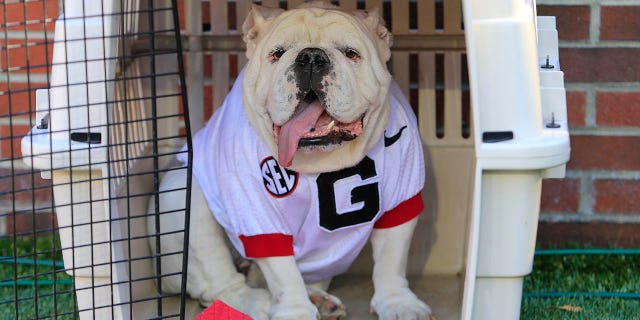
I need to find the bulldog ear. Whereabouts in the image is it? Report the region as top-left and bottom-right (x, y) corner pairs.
(242, 5), (285, 59)
(361, 8), (393, 47)
(357, 8), (392, 61)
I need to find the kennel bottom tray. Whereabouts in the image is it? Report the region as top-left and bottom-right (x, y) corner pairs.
(134, 275), (463, 320)
(129, 274), (462, 319)
(331, 274), (462, 320)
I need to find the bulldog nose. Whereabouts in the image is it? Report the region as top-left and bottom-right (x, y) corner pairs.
(296, 48), (330, 70)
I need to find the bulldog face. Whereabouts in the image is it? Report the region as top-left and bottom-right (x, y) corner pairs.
(242, 2), (393, 173)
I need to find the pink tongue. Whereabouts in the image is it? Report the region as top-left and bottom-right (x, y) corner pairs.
(277, 99), (325, 167)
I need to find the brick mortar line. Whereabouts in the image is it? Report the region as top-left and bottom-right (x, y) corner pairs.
(566, 170), (640, 179)
(569, 127), (640, 135)
(591, 4), (601, 45)
(0, 118), (34, 127)
(566, 82), (640, 91)
(0, 200), (53, 213)
(575, 170), (595, 215)
(585, 86), (598, 127)
(591, 83), (640, 91)
(4, 30), (55, 39)
(0, 160), (36, 171)
(0, 73), (51, 83)
(599, 0), (640, 5)
(0, 159), (34, 170)
(559, 41), (640, 47)
(540, 213), (640, 223)
(537, 0), (640, 5)
(0, 117), (33, 125)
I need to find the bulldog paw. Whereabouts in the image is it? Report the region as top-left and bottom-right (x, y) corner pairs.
(309, 291), (347, 320)
(371, 288), (432, 320)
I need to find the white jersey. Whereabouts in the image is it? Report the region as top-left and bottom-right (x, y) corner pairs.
(179, 73), (425, 282)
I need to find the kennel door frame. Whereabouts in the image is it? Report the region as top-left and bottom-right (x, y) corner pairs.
(20, 0), (191, 318)
(182, 0), (474, 278)
(461, 1), (570, 319)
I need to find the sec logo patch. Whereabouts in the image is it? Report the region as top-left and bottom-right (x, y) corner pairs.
(260, 156), (298, 197)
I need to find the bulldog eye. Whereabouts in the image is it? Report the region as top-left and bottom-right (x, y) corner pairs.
(269, 48), (286, 62)
(343, 48), (361, 61)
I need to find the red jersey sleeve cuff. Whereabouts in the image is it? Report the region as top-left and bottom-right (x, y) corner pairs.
(374, 192), (424, 229)
(238, 233), (294, 258)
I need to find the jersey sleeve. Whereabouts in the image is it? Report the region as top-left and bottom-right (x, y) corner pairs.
(374, 81), (426, 229)
(212, 172), (294, 258)
(374, 192), (423, 228)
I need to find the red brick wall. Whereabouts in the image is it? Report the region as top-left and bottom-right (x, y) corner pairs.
(537, 1), (640, 247)
(0, 0), (58, 235)
(0, 0), (56, 157)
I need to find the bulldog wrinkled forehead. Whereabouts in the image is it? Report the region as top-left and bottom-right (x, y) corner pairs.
(242, 2), (392, 62)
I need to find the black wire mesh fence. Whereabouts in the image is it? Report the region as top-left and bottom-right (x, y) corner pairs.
(1, 0), (191, 318)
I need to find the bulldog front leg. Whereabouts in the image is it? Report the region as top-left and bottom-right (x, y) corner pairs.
(370, 217), (432, 320)
(150, 169), (271, 319)
(256, 256), (320, 319)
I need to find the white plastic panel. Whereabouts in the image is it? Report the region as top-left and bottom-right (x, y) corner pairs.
(461, 0), (571, 319)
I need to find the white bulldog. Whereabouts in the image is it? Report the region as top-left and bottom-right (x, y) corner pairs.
(148, 2), (431, 319)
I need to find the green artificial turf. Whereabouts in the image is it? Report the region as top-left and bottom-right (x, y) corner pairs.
(1, 235), (640, 319)
(0, 235), (77, 319)
(520, 250), (640, 319)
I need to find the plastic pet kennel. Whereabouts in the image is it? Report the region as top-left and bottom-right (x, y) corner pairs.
(15, 0), (569, 319)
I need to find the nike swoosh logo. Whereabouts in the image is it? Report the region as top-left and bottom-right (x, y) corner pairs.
(384, 125), (407, 147)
